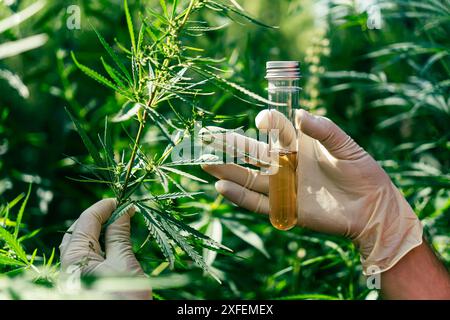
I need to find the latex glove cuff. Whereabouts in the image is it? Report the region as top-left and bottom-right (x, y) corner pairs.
(354, 182), (423, 275)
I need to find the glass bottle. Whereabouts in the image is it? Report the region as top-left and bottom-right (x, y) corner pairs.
(265, 61), (300, 231)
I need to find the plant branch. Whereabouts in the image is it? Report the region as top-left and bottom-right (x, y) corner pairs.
(118, 0), (198, 204)
(180, 0), (196, 30)
(118, 111), (147, 203)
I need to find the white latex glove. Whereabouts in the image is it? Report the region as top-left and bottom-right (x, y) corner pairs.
(200, 109), (423, 275)
(59, 198), (151, 299)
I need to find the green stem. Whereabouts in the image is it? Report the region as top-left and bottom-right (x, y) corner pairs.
(180, 0), (196, 29)
(118, 110), (147, 203)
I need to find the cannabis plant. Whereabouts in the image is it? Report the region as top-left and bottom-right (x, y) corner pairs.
(0, 185), (58, 282)
(68, 0), (275, 279)
(0, 0), (48, 97)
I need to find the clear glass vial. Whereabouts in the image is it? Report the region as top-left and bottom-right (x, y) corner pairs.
(265, 61), (300, 231)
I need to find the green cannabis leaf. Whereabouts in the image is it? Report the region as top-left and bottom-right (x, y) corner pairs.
(68, 0), (273, 280)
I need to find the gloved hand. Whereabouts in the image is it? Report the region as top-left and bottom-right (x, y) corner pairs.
(200, 109), (423, 275)
(59, 198), (151, 299)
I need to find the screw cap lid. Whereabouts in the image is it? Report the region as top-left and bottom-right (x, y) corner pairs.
(266, 61), (300, 79)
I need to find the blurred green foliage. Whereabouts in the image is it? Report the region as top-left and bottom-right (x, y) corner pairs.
(0, 0), (449, 299)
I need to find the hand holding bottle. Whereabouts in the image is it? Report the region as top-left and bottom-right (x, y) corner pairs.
(200, 109), (423, 274)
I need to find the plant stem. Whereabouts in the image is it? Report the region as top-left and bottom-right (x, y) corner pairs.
(180, 0), (196, 29)
(118, 110), (147, 203)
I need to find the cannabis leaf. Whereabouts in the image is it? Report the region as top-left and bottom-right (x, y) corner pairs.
(69, 0), (273, 280)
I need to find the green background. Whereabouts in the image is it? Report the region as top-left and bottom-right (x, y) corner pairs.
(0, 0), (449, 299)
